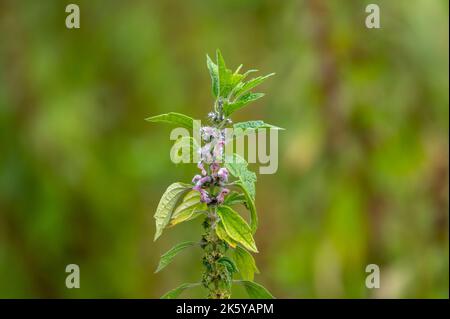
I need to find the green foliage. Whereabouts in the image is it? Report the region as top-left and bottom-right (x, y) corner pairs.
(217, 256), (238, 274)
(222, 191), (246, 206)
(215, 220), (238, 248)
(225, 154), (257, 200)
(161, 283), (201, 299)
(217, 205), (258, 253)
(206, 55), (219, 97)
(169, 191), (206, 226)
(206, 49), (274, 116)
(145, 112), (195, 130)
(236, 183), (258, 234)
(233, 120), (284, 131)
(155, 241), (197, 273)
(150, 51), (277, 299)
(235, 280), (274, 299)
(231, 246), (259, 281)
(153, 182), (191, 241)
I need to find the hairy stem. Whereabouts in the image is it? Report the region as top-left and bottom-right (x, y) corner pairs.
(200, 206), (231, 299)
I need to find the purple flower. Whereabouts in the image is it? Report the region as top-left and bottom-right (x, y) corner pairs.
(197, 162), (207, 176)
(199, 189), (212, 204)
(216, 188), (230, 204)
(201, 127), (220, 142)
(192, 175), (202, 184)
(210, 162), (220, 174)
(217, 168), (228, 182)
(213, 139), (225, 159)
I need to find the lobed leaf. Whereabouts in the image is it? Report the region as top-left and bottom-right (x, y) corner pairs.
(154, 182), (191, 241)
(155, 241), (197, 273)
(217, 206), (257, 253)
(145, 112), (194, 130)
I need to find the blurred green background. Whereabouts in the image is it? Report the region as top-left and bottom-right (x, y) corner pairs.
(0, 0), (448, 298)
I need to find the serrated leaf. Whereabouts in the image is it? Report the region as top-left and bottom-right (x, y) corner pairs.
(154, 182), (191, 241)
(216, 221), (238, 248)
(224, 92), (265, 116)
(217, 206), (257, 253)
(222, 191), (246, 206)
(236, 183), (258, 233)
(233, 120), (284, 131)
(206, 54), (219, 97)
(172, 191), (201, 217)
(218, 256), (238, 274)
(235, 280), (274, 299)
(233, 73), (275, 98)
(231, 246), (259, 281)
(160, 282), (200, 299)
(146, 112), (194, 129)
(225, 154), (257, 200)
(170, 191), (206, 227)
(155, 241), (197, 273)
(216, 50), (233, 98)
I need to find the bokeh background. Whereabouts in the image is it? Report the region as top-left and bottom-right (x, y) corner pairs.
(0, 0), (448, 298)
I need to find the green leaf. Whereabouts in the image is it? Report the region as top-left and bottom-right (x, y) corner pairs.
(233, 120), (284, 131)
(206, 54), (219, 97)
(155, 241), (197, 273)
(217, 206), (258, 253)
(154, 182), (191, 241)
(225, 154), (257, 200)
(222, 191), (246, 206)
(235, 280), (274, 299)
(215, 221), (238, 248)
(236, 183), (258, 234)
(233, 73), (275, 98)
(231, 246), (259, 281)
(224, 92), (265, 116)
(216, 49), (235, 97)
(160, 282), (201, 299)
(218, 256), (238, 274)
(145, 112), (194, 130)
(170, 191), (206, 227)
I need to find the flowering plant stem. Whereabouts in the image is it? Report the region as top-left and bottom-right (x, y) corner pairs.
(147, 50), (282, 299)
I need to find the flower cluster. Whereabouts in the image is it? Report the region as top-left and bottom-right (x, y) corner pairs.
(192, 126), (229, 205)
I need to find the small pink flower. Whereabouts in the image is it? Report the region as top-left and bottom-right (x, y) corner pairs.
(197, 162), (207, 176)
(217, 168), (228, 182)
(216, 188), (230, 204)
(199, 189), (212, 204)
(192, 175), (202, 184)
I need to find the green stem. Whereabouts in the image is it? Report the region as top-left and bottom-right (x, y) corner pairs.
(200, 206), (231, 299)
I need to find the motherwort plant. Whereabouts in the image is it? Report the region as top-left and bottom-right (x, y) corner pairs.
(146, 50), (282, 299)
